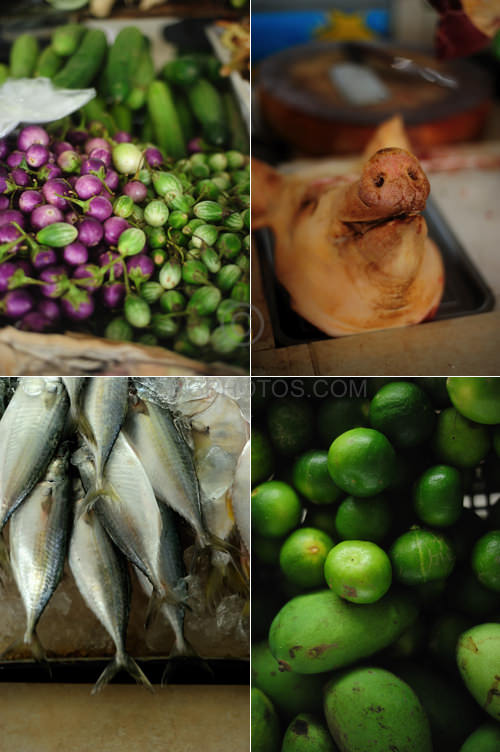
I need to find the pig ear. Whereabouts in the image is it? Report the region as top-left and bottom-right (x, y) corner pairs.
(251, 159), (284, 229)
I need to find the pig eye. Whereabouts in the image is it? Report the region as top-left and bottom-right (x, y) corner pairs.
(373, 174), (385, 187)
(296, 196), (318, 217)
(407, 168), (418, 180)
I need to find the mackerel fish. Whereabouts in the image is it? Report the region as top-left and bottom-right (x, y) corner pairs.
(8, 444), (70, 661)
(0, 377), (69, 532)
(69, 477), (152, 694)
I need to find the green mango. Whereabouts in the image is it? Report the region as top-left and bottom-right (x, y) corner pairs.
(457, 623), (500, 720)
(460, 723), (500, 752)
(252, 642), (328, 719)
(251, 687), (281, 752)
(282, 714), (338, 752)
(269, 589), (418, 674)
(324, 666), (432, 752)
(393, 662), (481, 749)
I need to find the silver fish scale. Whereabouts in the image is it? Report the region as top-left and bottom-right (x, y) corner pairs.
(89, 431), (166, 595)
(69, 480), (130, 654)
(124, 401), (207, 546)
(0, 377), (69, 530)
(81, 378), (129, 485)
(9, 448), (70, 641)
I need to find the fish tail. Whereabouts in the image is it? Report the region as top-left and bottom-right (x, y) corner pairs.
(76, 411), (96, 448)
(145, 585), (187, 631)
(161, 645), (214, 686)
(75, 481), (120, 521)
(26, 628), (52, 676)
(92, 652), (154, 695)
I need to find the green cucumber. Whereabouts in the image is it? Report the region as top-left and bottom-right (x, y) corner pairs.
(216, 264), (242, 292)
(140, 281), (164, 305)
(51, 25), (85, 57)
(35, 46), (63, 78)
(110, 103), (132, 134)
(106, 27), (145, 103)
(222, 91), (248, 153)
(105, 317), (133, 342)
(10, 34), (39, 78)
(203, 121), (230, 148)
(126, 46), (155, 110)
(186, 78), (226, 139)
(162, 56), (202, 87)
(147, 80), (186, 160)
(53, 29), (107, 88)
(160, 290), (186, 313)
(36, 223), (78, 247)
(174, 92), (196, 142)
(141, 114), (154, 143)
(187, 315), (212, 347)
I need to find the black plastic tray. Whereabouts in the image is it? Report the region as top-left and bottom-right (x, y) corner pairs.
(257, 196), (494, 347)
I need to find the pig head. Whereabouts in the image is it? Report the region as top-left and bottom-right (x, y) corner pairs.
(252, 146), (444, 337)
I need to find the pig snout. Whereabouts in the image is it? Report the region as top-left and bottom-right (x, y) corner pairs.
(358, 148), (430, 215)
(339, 148), (430, 223)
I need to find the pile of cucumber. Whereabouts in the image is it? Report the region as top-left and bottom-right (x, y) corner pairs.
(3, 24), (247, 156)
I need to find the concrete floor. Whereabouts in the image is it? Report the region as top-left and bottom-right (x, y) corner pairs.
(0, 684), (249, 752)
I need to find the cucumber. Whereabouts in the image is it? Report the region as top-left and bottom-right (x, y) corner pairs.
(187, 77), (225, 126)
(174, 92), (196, 142)
(187, 286), (222, 316)
(147, 80), (186, 160)
(193, 201), (223, 223)
(105, 27), (145, 103)
(162, 56), (202, 87)
(141, 114), (154, 143)
(222, 92), (248, 153)
(0, 64), (9, 86)
(126, 46), (155, 110)
(36, 223), (78, 247)
(51, 25), (85, 57)
(10, 34), (39, 78)
(151, 313), (179, 339)
(35, 46), (63, 78)
(110, 103), (132, 134)
(124, 295), (151, 329)
(53, 29), (107, 88)
(81, 97), (117, 136)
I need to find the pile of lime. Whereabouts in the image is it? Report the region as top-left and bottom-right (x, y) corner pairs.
(251, 377), (500, 752)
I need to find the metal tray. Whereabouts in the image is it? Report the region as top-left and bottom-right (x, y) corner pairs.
(256, 196), (495, 348)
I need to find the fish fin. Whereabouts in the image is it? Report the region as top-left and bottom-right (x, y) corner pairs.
(75, 482), (120, 521)
(92, 653), (154, 695)
(161, 648), (214, 687)
(75, 412), (97, 448)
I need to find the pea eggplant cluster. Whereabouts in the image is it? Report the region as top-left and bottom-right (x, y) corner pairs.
(0, 124), (250, 362)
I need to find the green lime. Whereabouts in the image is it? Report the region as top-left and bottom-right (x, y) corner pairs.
(253, 536), (282, 567)
(369, 381), (436, 449)
(267, 399), (314, 456)
(251, 428), (274, 485)
(280, 527), (335, 589)
(252, 481), (302, 538)
(432, 408), (490, 469)
(471, 530), (500, 592)
(335, 494), (391, 543)
(390, 529), (456, 585)
(282, 713), (338, 752)
(413, 465), (463, 527)
(306, 506), (338, 540)
(292, 450), (343, 505)
(317, 397), (369, 445)
(251, 643), (326, 719)
(461, 722), (500, 752)
(413, 377), (451, 409)
(327, 427), (396, 497)
(251, 687), (280, 752)
(324, 540), (392, 604)
(447, 377), (500, 425)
